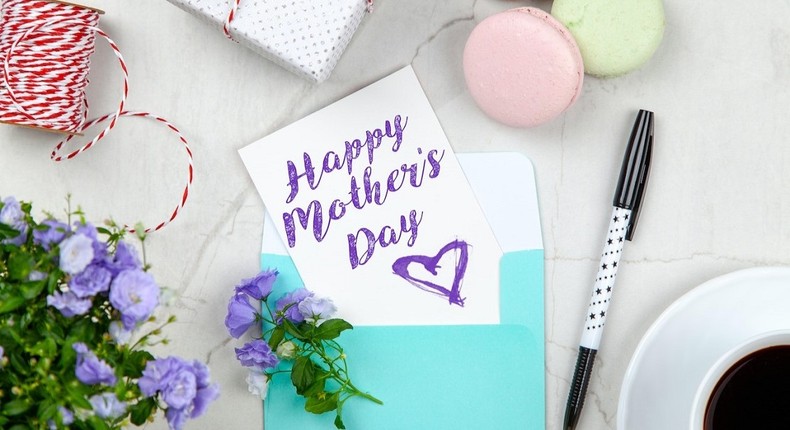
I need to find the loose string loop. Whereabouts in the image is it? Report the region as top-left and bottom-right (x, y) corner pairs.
(222, 0), (373, 41)
(0, 0), (193, 233)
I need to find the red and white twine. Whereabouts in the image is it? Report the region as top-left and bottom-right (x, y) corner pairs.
(0, 0), (193, 233)
(222, 0), (373, 40)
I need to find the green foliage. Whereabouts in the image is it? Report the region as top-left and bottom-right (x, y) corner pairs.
(254, 294), (382, 429)
(0, 198), (186, 429)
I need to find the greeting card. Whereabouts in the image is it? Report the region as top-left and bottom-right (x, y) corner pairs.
(239, 66), (502, 326)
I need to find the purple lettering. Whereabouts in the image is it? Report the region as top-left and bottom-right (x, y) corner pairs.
(343, 139), (364, 174)
(403, 209), (423, 246)
(285, 152), (323, 204)
(348, 176), (366, 210)
(282, 200), (329, 248)
(348, 228), (376, 269)
(387, 115), (408, 152)
(323, 150), (345, 174)
(329, 198), (347, 220)
(345, 210), (423, 268)
(427, 149), (445, 178)
(386, 168), (405, 193)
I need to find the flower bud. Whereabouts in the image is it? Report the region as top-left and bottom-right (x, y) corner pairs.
(276, 341), (298, 360)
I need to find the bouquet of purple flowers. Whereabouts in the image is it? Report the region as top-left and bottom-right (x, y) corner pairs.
(0, 197), (218, 429)
(225, 269), (381, 429)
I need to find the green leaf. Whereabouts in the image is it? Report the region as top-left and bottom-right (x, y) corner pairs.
(37, 400), (59, 422)
(303, 377), (326, 398)
(0, 223), (19, 240)
(69, 319), (97, 342)
(7, 251), (33, 281)
(305, 391), (339, 414)
(87, 416), (111, 430)
(0, 295), (25, 314)
(121, 350), (154, 378)
(3, 399), (32, 416)
(334, 414), (347, 429)
(130, 397), (157, 426)
(283, 319), (306, 340)
(66, 384), (93, 410)
(291, 356), (317, 395)
(314, 319), (353, 340)
(20, 280), (46, 300)
(31, 337), (57, 357)
(267, 325), (286, 350)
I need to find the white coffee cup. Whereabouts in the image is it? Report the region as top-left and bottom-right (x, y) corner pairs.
(689, 329), (790, 429)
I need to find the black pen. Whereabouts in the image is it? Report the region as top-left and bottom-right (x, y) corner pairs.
(563, 110), (654, 430)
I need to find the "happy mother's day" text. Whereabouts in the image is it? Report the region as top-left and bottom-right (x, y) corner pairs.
(281, 115), (446, 269)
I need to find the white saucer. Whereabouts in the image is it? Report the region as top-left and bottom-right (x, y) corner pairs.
(617, 267), (790, 430)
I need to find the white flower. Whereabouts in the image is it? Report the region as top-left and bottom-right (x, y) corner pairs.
(109, 321), (132, 345)
(246, 370), (270, 400)
(59, 234), (94, 275)
(159, 286), (177, 307)
(297, 296), (337, 324)
(276, 341), (297, 360)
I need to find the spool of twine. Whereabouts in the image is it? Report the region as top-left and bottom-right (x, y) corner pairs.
(0, 0), (193, 233)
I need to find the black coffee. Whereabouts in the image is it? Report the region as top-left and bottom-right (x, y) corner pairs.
(704, 345), (790, 429)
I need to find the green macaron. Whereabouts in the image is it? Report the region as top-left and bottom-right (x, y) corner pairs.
(551, 0), (665, 78)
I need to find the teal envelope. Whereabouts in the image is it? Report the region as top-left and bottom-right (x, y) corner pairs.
(260, 153), (544, 429)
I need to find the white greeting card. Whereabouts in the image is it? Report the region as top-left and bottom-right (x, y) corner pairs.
(239, 66), (502, 325)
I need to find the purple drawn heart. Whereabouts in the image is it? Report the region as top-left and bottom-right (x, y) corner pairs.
(391, 240), (469, 306)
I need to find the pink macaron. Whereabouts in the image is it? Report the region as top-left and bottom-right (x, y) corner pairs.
(463, 7), (584, 128)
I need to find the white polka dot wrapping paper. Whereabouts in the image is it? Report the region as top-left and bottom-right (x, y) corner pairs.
(165, 0), (369, 83)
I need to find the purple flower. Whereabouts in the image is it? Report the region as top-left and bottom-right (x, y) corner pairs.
(275, 288), (313, 324)
(48, 407), (74, 429)
(108, 240), (142, 276)
(59, 407), (74, 425)
(163, 367), (197, 409)
(0, 197), (28, 246)
(166, 407), (189, 430)
(69, 263), (111, 298)
(138, 356), (182, 397)
(138, 357), (219, 430)
(59, 234), (94, 275)
(73, 222), (108, 263)
(28, 271), (46, 281)
(235, 269), (278, 300)
(33, 219), (69, 250)
(298, 296), (337, 324)
(72, 342), (116, 385)
(225, 293), (258, 338)
(109, 321), (132, 345)
(235, 339), (279, 370)
(191, 382), (219, 418)
(89, 393), (126, 419)
(47, 291), (91, 317)
(109, 269), (159, 330)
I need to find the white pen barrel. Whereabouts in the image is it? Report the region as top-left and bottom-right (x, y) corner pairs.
(579, 206), (632, 350)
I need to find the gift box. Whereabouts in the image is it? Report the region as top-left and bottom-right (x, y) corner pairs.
(166, 0), (369, 83)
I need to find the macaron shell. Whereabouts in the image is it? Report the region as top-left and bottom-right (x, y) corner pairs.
(552, 0), (665, 78)
(463, 7), (584, 128)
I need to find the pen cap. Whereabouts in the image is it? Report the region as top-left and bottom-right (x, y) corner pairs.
(613, 109), (653, 240)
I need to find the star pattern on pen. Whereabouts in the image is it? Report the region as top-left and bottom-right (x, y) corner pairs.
(586, 207), (630, 331)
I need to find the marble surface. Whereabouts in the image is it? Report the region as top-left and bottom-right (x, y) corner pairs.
(1, 0), (789, 429)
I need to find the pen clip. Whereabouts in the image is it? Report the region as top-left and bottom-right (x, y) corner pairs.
(613, 109), (654, 241)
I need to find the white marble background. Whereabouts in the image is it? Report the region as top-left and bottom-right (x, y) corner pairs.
(1, 0), (789, 429)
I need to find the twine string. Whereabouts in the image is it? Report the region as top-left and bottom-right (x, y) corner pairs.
(0, 0), (193, 233)
(222, 0), (373, 40)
